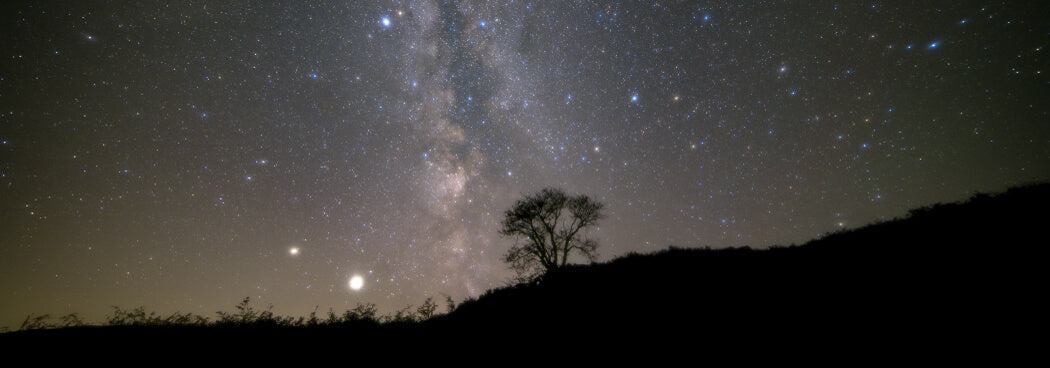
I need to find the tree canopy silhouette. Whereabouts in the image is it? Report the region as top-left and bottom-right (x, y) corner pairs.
(499, 187), (604, 282)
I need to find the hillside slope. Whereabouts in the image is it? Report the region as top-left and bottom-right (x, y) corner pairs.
(430, 183), (1047, 341)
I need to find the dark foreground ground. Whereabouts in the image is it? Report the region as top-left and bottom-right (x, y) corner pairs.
(3, 183), (1045, 357)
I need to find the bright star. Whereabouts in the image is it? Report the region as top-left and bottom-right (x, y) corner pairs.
(349, 275), (364, 291)
(381, 17), (391, 28)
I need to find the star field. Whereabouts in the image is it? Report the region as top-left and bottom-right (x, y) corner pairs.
(1, 1), (1048, 327)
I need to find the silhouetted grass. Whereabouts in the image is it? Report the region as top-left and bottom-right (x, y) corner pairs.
(3, 296), (452, 335)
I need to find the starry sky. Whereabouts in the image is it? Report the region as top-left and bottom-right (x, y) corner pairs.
(2, 0), (1047, 327)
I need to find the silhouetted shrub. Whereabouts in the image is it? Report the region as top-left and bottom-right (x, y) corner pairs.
(18, 314), (52, 331)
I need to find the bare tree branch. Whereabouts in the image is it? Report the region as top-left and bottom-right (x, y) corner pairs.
(499, 187), (604, 282)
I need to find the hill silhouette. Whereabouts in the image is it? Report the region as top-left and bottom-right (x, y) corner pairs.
(427, 183), (1045, 345)
(4, 183), (1045, 354)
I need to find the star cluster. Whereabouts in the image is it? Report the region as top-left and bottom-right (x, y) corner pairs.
(1, 1), (1047, 326)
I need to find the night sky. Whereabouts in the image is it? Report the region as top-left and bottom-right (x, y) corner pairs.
(2, 0), (1047, 328)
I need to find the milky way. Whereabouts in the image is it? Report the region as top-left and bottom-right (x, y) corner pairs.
(1, 1), (1047, 327)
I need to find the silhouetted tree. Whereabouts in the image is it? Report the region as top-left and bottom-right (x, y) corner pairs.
(500, 187), (604, 282)
(416, 297), (439, 320)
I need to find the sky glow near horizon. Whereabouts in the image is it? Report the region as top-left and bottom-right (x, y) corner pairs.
(1, 1), (1047, 327)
